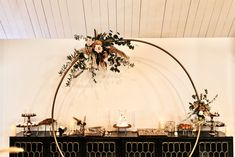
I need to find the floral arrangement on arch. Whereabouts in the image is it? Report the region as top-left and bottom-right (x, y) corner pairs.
(188, 89), (218, 123)
(59, 30), (134, 86)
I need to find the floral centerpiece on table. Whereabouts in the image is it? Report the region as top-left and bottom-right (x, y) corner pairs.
(188, 89), (218, 124)
(59, 30), (134, 86)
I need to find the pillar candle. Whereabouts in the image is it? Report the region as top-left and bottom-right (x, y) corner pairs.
(10, 124), (16, 136)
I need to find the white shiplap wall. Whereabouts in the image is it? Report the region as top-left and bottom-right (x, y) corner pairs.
(0, 0), (235, 39)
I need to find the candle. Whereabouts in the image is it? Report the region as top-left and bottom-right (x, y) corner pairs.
(159, 121), (165, 130)
(105, 108), (111, 131)
(131, 111), (136, 131)
(69, 119), (75, 130)
(10, 124), (16, 136)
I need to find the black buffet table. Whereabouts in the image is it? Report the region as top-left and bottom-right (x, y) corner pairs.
(10, 131), (233, 157)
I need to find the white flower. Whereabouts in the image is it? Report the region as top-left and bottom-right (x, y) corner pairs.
(86, 38), (94, 46)
(198, 110), (204, 116)
(200, 100), (207, 104)
(94, 45), (103, 53)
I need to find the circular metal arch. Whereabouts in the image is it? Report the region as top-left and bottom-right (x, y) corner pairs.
(51, 39), (200, 157)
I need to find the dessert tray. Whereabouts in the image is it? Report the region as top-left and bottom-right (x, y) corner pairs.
(16, 123), (38, 128)
(84, 127), (105, 136)
(137, 128), (167, 136)
(21, 113), (36, 117)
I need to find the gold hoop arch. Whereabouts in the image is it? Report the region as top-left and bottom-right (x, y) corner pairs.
(51, 39), (200, 157)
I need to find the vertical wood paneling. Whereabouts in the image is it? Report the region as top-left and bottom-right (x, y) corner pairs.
(140, 0), (166, 37)
(168, 0), (183, 37)
(124, 0), (132, 37)
(100, 0), (109, 33)
(90, 0), (101, 34)
(32, 0), (51, 38)
(116, 0), (125, 35)
(205, 0), (225, 37)
(0, 21), (7, 38)
(0, 0), (234, 38)
(130, 0), (141, 38)
(0, 0), (16, 38)
(57, 0), (73, 38)
(197, 0), (216, 37)
(23, 0), (36, 38)
(24, 0), (44, 38)
(183, 0), (200, 37)
(190, 0), (207, 37)
(67, 0), (86, 36)
(65, 0), (73, 36)
(221, 0), (235, 37)
(49, 0), (66, 38)
(38, 0), (57, 38)
(43, 0), (58, 38)
(175, 0), (191, 37)
(33, 0), (50, 38)
(84, 0), (96, 36)
(138, 0), (146, 37)
(228, 17), (235, 37)
(2, 0), (22, 38)
(108, 0), (117, 32)
(0, 1), (7, 39)
(161, 0), (175, 37)
(152, 0), (166, 37)
(213, 0), (233, 37)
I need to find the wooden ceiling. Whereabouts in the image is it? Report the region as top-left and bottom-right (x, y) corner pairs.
(0, 0), (235, 39)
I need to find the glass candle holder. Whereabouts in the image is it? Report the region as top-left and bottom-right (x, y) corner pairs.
(165, 121), (175, 135)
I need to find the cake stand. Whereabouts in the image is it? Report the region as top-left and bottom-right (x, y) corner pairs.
(16, 113), (38, 136)
(113, 124), (131, 134)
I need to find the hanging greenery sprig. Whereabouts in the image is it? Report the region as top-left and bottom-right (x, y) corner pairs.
(59, 30), (134, 86)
